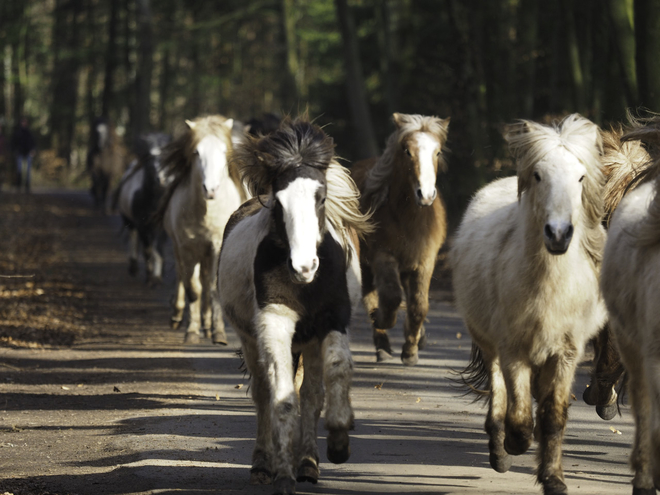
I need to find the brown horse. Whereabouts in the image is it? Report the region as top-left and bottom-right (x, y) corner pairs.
(351, 112), (450, 365)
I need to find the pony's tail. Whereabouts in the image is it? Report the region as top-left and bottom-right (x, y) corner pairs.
(452, 343), (491, 402)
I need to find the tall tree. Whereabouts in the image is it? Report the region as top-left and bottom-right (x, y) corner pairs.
(635, 0), (660, 111)
(134, 0), (154, 140)
(334, 0), (378, 159)
(101, 0), (119, 118)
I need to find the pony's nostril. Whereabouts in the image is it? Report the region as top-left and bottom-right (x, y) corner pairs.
(565, 224), (574, 240)
(544, 224), (553, 240)
(432, 189), (437, 200)
(416, 189), (423, 199)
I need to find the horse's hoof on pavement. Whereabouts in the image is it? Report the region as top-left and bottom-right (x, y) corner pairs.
(504, 428), (532, 456)
(582, 385), (596, 406)
(249, 467), (273, 485)
(327, 429), (350, 464)
(273, 476), (296, 494)
(184, 332), (201, 344)
(376, 348), (393, 362)
(296, 458), (319, 484)
(489, 452), (511, 473)
(212, 330), (228, 345)
(632, 487), (656, 495)
(418, 326), (428, 350)
(542, 477), (568, 495)
(596, 402), (618, 421)
(401, 345), (419, 366)
(128, 259), (138, 276)
(171, 319), (182, 330)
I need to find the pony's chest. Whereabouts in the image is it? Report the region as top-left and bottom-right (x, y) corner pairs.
(254, 234), (351, 344)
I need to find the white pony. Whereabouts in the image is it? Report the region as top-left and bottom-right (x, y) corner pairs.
(452, 114), (607, 495)
(601, 118), (660, 495)
(219, 118), (371, 494)
(158, 115), (248, 344)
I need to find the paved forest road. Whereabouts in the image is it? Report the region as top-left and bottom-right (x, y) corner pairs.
(0, 191), (637, 495)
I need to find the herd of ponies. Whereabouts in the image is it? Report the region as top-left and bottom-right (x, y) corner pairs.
(85, 110), (660, 495)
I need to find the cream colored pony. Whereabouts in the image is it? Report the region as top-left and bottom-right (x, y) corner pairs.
(158, 115), (248, 344)
(601, 118), (660, 495)
(452, 114), (607, 495)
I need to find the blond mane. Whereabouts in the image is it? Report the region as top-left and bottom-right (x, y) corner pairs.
(361, 113), (449, 210)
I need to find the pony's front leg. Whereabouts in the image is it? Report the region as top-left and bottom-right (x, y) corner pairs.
(170, 244), (186, 329)
(500, 353), (534, 457)
(257, 305), (299, 494)
(322, 330), (354, 465)
(184, 262), (203, 343)
(534, 352), (578, 495)
(208, 249), (227, 345)
(582, 324), (622, 421)
(362, 262), (392, 362)
(128, 228), (139, 276)
(200, 254), (214, 339)
(241, 337), (274, 486)
(400, 267), (432, 366)
(486, 355), (511, 473)
(297, 342), (324, 484)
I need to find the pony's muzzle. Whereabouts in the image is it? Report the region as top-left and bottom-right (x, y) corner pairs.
(288, 256), (319, 284)
(203, 184), (218, 200)
(415, 187), (437, 207)
(544, 221), (574, 254)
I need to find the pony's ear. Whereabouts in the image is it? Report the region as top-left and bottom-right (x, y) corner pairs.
(437, 117), (450, 129)
(392, 113), (411, 128)
(185, 119), (196, 130)
(224, 118), (234, 130)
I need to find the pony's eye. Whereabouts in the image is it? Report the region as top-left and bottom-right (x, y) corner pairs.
(404, 148), (411, 157)
(534, 172), (541, 182)
(436, 151), (441, 156)
(320, 197), (326, 205)
(579, 175), (585, 182)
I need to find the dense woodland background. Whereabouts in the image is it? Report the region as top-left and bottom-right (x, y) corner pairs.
(1, 0), (659, 223)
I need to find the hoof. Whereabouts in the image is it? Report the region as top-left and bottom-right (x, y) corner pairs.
(171, 318), (182, 330)
(542, 477), (568, 495)
(632, 487), (657, 495)
(184, 332), (201, 344)
(376, 348), (393, 362)
(489, 451), (511, 473)
(273, 476), (296, 495)
(374, 308), (397, 329)
(596, 402), (618, 421)
(296, 458), (319, 484)
(249, 467), (273, 485)
(504, 428), (532, 456)
(203, 328), (212, 339)
(212, 330), (228, 345)
(582, 385), (596, 406)
(128, 259), (138, 276)
(418, 326), (428, 350)
(327, 429), (350, 464)
(401, 345), (419, 366)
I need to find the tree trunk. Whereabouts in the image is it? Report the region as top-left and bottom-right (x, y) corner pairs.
(334, 0), (378, 159)
(563, 0), (586, 113)
(134, 0), (153, 140)
(101, 0), (119, 118)
(282, 0), (300, 106)
(635, 0), (660, 111)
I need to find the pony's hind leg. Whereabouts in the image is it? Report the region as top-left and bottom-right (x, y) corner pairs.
(200, 254), (214, 339)
(486, 356), (511, 473)
(297, 343), (324, 484)
(183, 263), (203, 344)
(170, 243), (186, 329)
(208, 249), (227, 345)
(128, 228), (139, 276)
(534, 351), (579, 495)
(322, 330), (354, 465)
(241, 337), (274, 485)
(257, 305), (299, 493)
(582, 324), (623, 421)
(400, 267), (432, 366)
(372, 253), (403, 329)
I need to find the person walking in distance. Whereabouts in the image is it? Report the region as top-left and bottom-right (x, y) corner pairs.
(11, 117), (36, 192)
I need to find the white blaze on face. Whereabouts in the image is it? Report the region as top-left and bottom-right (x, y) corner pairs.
(276, 177), (323, 283)
(196, 135), (229, 199)
(415, 132), (439, 205)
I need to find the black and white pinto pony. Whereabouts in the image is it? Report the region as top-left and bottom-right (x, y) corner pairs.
(452, 114), (607, 495)
(157, 115), (247, 344)
(601, 118), (660, 495)
(218, 118), (371, 494)
(114, 132), (171, 284)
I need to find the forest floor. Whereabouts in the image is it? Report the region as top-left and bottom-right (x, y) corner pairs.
(0, 190), (637, 495)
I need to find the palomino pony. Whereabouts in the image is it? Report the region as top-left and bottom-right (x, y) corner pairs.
(158, 115), (247, 344)
(601, 118), (660, 495)
(218, 118), (371, 494)
(452, 114), (607, 495)
(114, 132), (171, 284)
(351, 112), (450, 365)
(581, 123), (650, 421)
(87, 116), (128, 212)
